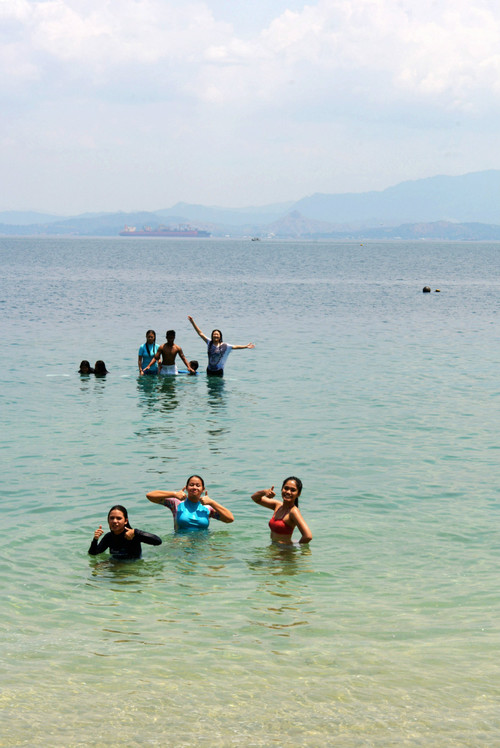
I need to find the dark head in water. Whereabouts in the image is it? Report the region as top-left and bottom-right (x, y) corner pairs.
(79, 360), (94, 374)
(94, 360), (108, 376)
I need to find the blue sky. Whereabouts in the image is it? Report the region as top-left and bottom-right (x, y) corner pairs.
(2, 0), (500, 213)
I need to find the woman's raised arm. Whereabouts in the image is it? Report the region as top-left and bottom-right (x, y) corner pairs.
(188, 316), (208, 343)
(147, 490), (185, 504)
(251, 487), (279, 510)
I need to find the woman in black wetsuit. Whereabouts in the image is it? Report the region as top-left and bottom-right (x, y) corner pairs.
(88, 505), (162, 559)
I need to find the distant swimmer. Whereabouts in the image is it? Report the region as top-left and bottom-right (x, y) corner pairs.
(188, 315), (255, 377)
(251, 476), (312, 545)
(146, 475), (234, 531)
(138, 329), (159, 375)
(88, 505), (162, 559)
(94, 360), (108, 376)
(79, 360), (94, 375)
(143, 330), (194, 375)
(422, 286), (431, 293)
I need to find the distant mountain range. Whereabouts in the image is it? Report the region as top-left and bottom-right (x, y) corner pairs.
(2, 170), (500, 239)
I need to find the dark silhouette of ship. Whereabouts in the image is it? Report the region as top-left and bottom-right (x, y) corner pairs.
(119, 224), (210, 237)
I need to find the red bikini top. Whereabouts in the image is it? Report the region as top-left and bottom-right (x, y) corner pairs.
(269, 513), (293, 535)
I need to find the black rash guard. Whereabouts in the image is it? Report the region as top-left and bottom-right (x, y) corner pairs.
(88, 529), (162, 559)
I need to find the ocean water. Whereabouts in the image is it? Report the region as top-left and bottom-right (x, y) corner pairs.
(1, 236), (499, 746)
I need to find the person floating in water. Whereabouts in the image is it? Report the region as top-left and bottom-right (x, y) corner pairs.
(143, 330), (194, 375)
(138, 329), (159, 375)
(146, 475), (234, 530)
(88, 505), (162, 559)
(187, 316), (255, 377)
(79, 360), (94, 375)
(251, 477), (312, 544)
(94, 360), (108, 376)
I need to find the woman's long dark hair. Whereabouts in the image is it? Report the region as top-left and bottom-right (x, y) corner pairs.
(94, 360), (108, 375)
(145, 329), (156, 357)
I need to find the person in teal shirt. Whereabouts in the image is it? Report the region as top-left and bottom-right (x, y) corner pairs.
(146, 475), (234, 531)
(138, 329), (159, 375)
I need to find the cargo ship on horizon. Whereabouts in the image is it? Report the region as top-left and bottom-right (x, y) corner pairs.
(119, 224), (211, 237)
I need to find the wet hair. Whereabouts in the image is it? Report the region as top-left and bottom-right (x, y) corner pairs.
(79, 360), (94, 374)
(189, 360), (199, 370)
(94, 360), (108, 376)
(186, 474), (205, 489)
(107, 505), (131, 528)
(211, 329), (223, 343)
(282, 476), (303, 506)
(145, 329), (156, 356)
(166, 330), (175, 339)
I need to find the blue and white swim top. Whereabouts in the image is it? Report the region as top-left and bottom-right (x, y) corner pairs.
(176, 499), (211, 530)
(206, 341), (233, 371)
(160, 496), (217, 531)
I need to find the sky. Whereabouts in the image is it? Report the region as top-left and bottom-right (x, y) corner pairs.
(2, 0), (500, 214)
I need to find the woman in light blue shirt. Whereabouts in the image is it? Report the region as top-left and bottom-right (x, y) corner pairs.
(138, 329), (159, 375)
(146, 475), (234, 530)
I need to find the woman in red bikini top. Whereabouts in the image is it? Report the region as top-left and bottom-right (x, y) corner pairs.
(251, 476), (312, 544)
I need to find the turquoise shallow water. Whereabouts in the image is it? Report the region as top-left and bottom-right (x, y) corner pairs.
(1, 237), (500, 746)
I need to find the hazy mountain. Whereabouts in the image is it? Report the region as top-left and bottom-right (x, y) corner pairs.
(155, 201), (295, 226)
(292, 170), (500, 225)
(0, 210), (64, 225)
(0, 211), (185, 236)
(255, 213), (500, 240)
(2, 170), (500, 237)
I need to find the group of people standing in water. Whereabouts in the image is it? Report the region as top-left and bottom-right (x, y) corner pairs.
(89, 476), (312, 559)
(87, 316), (312, 558)
(80, 316), (255, 378)
(138, 316), (255, 377)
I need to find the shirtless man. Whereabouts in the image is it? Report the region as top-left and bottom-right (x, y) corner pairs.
(144, 330), (194, 375)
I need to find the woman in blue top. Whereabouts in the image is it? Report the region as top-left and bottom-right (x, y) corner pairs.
(146, 475), (234, 530)
(138, 329), (159, 375)
(188, 316), (255, 377)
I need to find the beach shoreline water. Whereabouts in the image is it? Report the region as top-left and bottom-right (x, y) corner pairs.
(1, 237), (499, 745)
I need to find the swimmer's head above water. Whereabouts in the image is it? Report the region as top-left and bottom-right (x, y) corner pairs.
(185, 475), (205, 500)
(94, 360), (108, 376)
(79, 360), (93, 374)
(281, 476), (303, 507)
(107, 505), (131, 533)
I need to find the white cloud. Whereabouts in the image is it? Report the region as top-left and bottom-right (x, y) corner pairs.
(1, 0), (500, 210)
(1, 0), (499, 111)
(196, 0), (500, 114)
